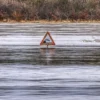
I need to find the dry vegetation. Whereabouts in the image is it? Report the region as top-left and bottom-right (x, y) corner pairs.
(0, 0), (100, 21)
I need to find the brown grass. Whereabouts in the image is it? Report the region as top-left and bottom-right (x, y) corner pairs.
(0, 0), (100, 22)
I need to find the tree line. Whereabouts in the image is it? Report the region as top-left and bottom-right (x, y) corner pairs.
(0, 0), (100, 21)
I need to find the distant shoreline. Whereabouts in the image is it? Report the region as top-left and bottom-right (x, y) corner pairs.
(0, 20), (100, 23)
(0, 0), (100, 22)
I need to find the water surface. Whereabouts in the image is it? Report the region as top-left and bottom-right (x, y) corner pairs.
(0, 23), (100, 100)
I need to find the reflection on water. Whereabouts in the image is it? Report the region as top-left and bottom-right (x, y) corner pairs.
(0, 23), (100, 100)
(0, 46), (100, 100)
(0, 46), (100, 65)
(40, 48), (55, 65)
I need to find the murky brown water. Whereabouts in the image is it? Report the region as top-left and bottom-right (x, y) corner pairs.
(0, 23), (100, 100)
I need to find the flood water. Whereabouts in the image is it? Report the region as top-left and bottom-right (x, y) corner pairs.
(0, 23), (100, 100)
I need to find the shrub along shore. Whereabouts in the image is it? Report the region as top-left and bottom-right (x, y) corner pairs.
(0, 0), (100, 22)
